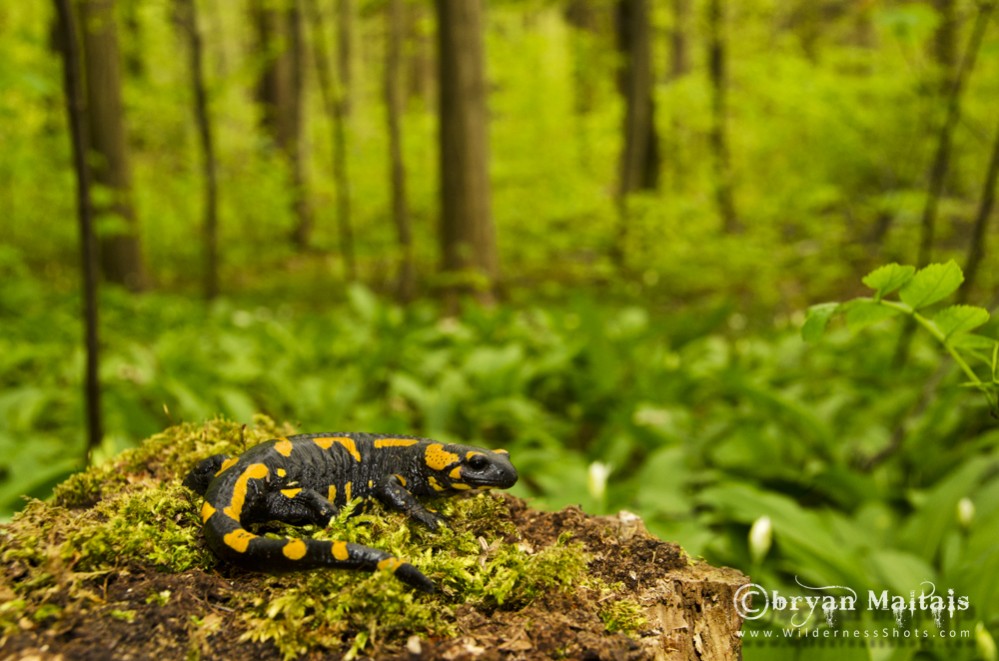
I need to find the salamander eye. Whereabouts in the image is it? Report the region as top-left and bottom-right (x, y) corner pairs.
(467, 454), (489, 471)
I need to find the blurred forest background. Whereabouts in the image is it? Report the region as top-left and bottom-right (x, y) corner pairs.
(3, 0), (999, 656)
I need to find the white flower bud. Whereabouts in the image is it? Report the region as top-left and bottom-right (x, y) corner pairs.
(957, 497), (975, 529)
(749, 516), (773, 564)
(976, 622), (997, 661)
(587, 461), (611, 504)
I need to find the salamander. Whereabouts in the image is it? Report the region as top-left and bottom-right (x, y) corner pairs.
(183, 432), (518, 592)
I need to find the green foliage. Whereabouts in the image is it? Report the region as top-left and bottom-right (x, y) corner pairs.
(804, 261), (998, 409)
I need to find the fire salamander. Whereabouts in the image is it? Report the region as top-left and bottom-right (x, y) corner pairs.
(183, 432), (518, 592)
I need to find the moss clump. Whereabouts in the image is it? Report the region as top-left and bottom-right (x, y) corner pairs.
(1, 418), (605, 658)
(598, 593), (647, 635)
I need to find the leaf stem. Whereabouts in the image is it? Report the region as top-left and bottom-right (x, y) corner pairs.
(875, 298), (996, 408)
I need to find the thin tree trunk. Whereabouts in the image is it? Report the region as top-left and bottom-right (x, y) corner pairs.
(960, 113), (999, 302)
(252, 0), (312, 249)
(79, 0), (147, 290)
(386, 0), (414, 301)
(435, 0), (498, 304)
(175, 0), (220, 300)
(666, 0), (690, 192)
(707, 0), (739, 233)
(337, 0), (353, 118)
(614, 0), (659, 262)
(304, 0), (356, 280)
(53, 0), (103, 460)
(917, 1), (994, 268)
(404, 1), (433, 104)
(669, 0), (690, 80)
(932, 0), (957, 86)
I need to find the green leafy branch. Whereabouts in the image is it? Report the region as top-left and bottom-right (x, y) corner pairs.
(803, 261), (999, 411)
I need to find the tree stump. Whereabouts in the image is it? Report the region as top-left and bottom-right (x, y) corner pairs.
(0, 421), (747, 659)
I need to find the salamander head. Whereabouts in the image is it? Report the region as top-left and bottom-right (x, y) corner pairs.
(459, 447), (518, 489)
(421, 442), (518, 490)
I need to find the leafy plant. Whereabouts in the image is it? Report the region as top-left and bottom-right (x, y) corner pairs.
(804, 261), (998, 410)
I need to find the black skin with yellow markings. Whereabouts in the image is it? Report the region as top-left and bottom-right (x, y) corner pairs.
(183, 432), (518, 592)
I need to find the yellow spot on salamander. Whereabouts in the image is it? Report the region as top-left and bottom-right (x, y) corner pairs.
(223, 463), (269, 521)
(424, 443), (459, 471)
(274, 438), (294, 457)
(394, 474), (406, 486)
(493, 449), (509, 455)
(344, 482), (353, 502)
(223, 528), (257, 553)
(367, 480), (374, 488)
(466, 451), (485, 460)
(277, 468), (287, 478)
(282, 539), (308, 560)
(327, 484), (337, 502)
(374, 438), (419, 448)
(313, 437), (335, 450)
(335, 437), (361, 462)
(377, 557), (402, 572)
(429, 477), (446, 492)
(201, 502), (216, 523)
(215, 457), (239, 476)
(449, 466), (462, 480)
(314, 436), (362, 462)
(281, 488), (302, 499)
(331, 541), (350, 561)
(451, 482), (472, 490)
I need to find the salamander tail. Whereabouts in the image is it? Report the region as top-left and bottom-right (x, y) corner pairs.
(202, 511), (434, 591)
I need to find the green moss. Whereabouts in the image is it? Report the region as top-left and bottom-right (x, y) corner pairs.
(598, 593), (647, 635)
(1, 418), (598, 658)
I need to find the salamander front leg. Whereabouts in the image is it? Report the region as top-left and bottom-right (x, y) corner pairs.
(373, 476), (447, 531)
(248, 487), (339, 527)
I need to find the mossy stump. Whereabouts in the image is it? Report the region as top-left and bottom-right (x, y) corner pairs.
(0, 419), (747, 660)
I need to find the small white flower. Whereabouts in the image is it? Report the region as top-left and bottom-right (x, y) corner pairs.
(976, 621), (997, 661)
(957, 497), (975, 529)
(587, 461), (612, 504)
(749, 515), (773, 564)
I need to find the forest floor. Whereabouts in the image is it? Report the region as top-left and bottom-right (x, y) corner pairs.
(0, 422), (746, 660)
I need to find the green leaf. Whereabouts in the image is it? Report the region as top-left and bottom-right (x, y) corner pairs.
(801, 303), (839, 342)
(844, 299), (902, 331)
(950, 333), (999, 351)
(899, 261), (963, 309)
(862, 263), (915, 299)
(933, 305), (990, 339)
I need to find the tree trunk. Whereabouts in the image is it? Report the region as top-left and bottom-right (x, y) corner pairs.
(666, 0), (690, 193)
(931, 0), (957, 87)
(175, 0), (220, 300)
(79, 0), (147, 291)
(386, 0), (414, 301)
(916, 1), (994, 268)
(669, 0), (690, 80)
(960, 113), (999, 303)
(53, 0), (103, 459)
(404, 1), (433, 105)
(251, 0), (311, 249)
(707, 0), (739, 233)
(337, 0), (353, 118)
(304, 0), (356, 280)
(614, 0), (659, 262)
(435, 0), (498, 304)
